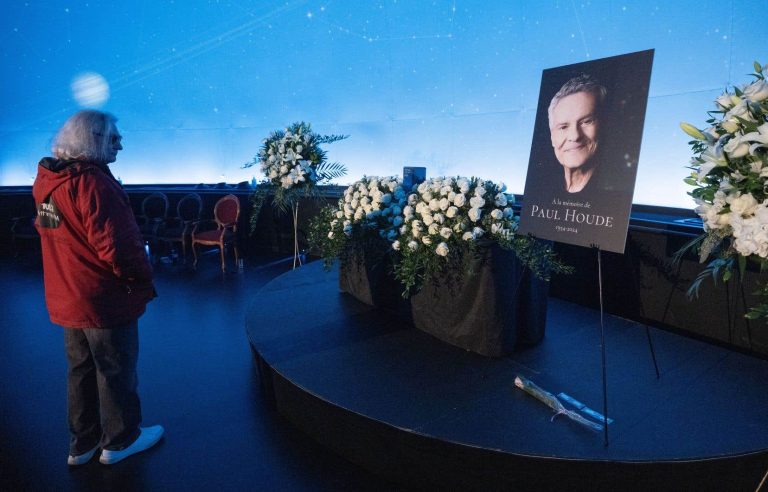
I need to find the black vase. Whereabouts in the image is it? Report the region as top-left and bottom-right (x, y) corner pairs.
(410, 245), (549, 357)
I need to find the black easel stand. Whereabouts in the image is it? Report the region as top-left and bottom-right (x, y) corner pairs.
(596, 246), (662, 447)
(596, 248), (609, 446)
(624, 244), (661, 379)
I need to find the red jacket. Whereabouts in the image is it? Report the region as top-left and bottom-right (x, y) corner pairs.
(33, 158), (156, 328)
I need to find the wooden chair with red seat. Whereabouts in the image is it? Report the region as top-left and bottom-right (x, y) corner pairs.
(191, 194), (241, 273)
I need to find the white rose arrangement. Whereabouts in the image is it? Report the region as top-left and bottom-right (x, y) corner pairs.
(245, 122), (348, 212)
(680, 61), (768, 319)
(309, 176), (408, 269)
(390, 176), (570, 295)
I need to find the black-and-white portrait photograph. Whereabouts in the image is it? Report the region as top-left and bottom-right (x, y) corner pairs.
(519, 50), (654, 253)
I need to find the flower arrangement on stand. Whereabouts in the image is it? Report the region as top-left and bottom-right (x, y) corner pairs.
(390, 175), (571, 356)
(390, 176), (570, 295)
(680, 61), (768, 319)
(309, 176), (408, 307)
(245, 122), (347, 268)
(310, 173), (571, 355)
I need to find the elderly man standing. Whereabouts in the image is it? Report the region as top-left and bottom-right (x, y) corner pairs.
(33, 110), (163, 466)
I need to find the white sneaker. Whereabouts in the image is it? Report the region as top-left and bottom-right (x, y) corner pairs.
(68, 445), (99, 466)
(99, 425), (164, 465)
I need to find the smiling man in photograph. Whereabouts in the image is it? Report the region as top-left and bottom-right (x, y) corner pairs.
(547, 73), (607, 194)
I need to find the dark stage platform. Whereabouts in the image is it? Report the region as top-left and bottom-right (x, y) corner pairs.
(246, 261), (768, 491)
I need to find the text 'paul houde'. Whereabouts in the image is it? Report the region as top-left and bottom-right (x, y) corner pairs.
(529, 198), (614, 228)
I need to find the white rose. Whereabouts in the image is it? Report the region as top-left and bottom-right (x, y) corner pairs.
(453, 193), (467, 207)
(462, 231), (474, 241)
(417, 182), (429, 193)
(474, 185), (487, 197)
(439, 198), (450, 211)
(354, 209), (364, 220)
(336, 210), (344, 219)
(421, 192), (433, 202)
(412, 227), (421, 238)
(400, 225), (408, 234)
(435, 242), (449, 257)
(433, 213), (445, 224)
(729, 193), (759, 216)
(408, 194), (418, 205)
(457, 178), (470, 193)
(446, 206), (458, 218)
(408, 240), (419, 251)
(429, 199), (441, 211)
(490, 209), (503, 220)
(423, 214), (434, 226)
(428, 223), (440, 235)
(447, 191), (456, 202)
(440, 227), (452, 239)
(392, 240), (401, 250)
(743, 79), (768, 102)
(440, 186), (452, 196)
(327, 231), (334, 239)
(422, 236), (432, 245)
(469, 196), (485, 209)
(468, 207), (482, 222)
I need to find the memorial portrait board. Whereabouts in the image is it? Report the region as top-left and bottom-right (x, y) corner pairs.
(518, 50), (654, 253)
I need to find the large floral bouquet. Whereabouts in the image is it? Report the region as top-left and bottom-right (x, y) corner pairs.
(390, 176), (570, 295)
(309, 176), (407, 268)
(245, 121), (348, 212)
(680, 61), (768, 319)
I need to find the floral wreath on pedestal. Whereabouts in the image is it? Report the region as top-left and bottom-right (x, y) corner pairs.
(680, 61), (768, 319)
(245, 122), (347, 267)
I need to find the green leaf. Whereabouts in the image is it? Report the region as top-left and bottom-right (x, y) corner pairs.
(755, 61), (763, 73)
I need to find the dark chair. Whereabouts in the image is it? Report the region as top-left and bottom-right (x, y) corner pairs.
(156, 193), (203, 263)
(136, 192), (169, 258)
(10, 216), (39, 257)
(191, 194), (241, 273)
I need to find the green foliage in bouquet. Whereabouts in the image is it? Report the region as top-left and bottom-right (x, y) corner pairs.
(679, 61), (768, 320)
(244, 122), (348, 214)
(390, 176), (572, 296)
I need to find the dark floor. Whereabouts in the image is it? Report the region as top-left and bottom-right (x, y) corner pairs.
(0, 250), (400, 491)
